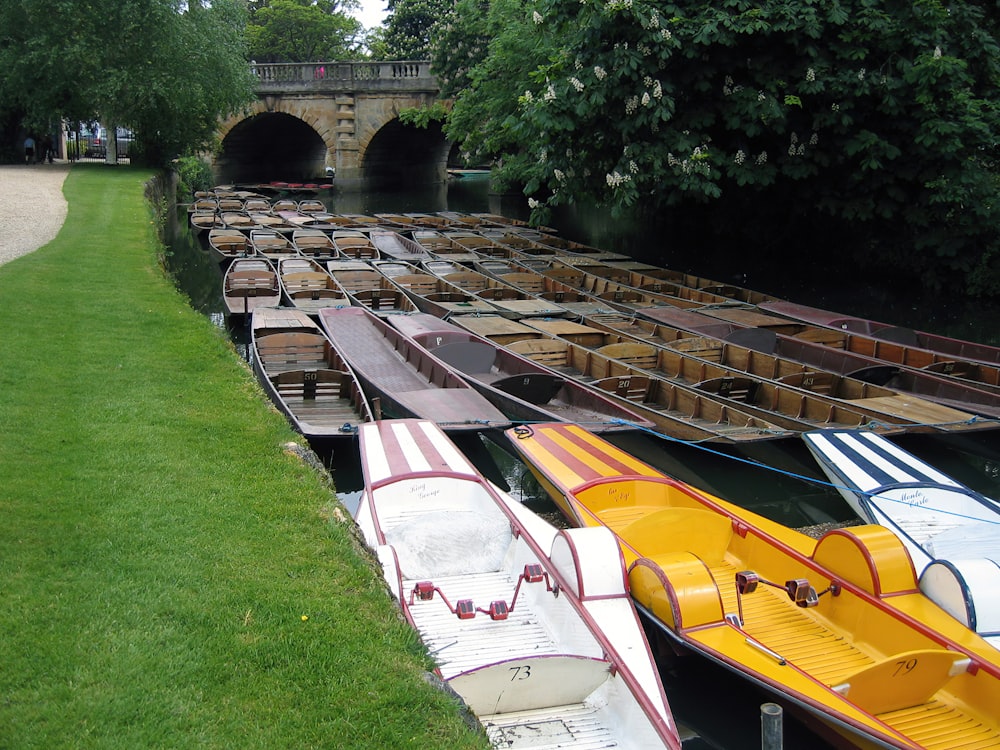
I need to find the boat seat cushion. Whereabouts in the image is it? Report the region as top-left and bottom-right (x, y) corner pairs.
(383, 509), (512, 579)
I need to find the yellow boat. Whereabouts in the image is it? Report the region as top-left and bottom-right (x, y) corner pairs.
(505, 422), (1000, 750)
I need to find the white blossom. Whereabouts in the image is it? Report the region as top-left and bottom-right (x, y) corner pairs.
(569, 77), (584, 92)
(629, 160), (638, 174)
(641, 92), (650, 106)
(734, 150), (746, 165)
(755, 151), (767, 165)
(652, 80), (662, 99)
(543, 83), (556, 102)
(625, 96), (639, 115)
(857, 67), (866, 81)
(522, 90), (534, 102)
(831, 103), (840, 112)
(528, 197), (540, 209)
(606, 171), (631, 188)
(554, 169), (565, 182)
(934, 46), (942, 59)
(757, 91), (766, 102)
(809, 132), (819, 146)
(660, 28), (671, 40)
(806, 68), (816, 82)
(594, 66), (607, 80)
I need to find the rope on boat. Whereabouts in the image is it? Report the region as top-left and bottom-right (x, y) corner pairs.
(627, 421), (1000, 527)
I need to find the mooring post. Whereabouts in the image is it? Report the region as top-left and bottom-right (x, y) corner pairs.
(761, 702), (783, 750)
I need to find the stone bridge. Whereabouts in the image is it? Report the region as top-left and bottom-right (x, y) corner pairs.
(215, 61), (447, 189)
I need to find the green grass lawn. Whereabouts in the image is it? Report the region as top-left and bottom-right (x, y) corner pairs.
(0, 166), (487, 749)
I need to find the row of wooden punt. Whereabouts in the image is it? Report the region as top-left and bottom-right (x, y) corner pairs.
(215, 210), (1000, 441)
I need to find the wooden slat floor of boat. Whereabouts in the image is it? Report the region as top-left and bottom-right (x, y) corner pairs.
(273, 382), (361, 425)
(710, 561), (1000, 746)
(881, 701), (1000, 748)
(710, 561), (873, 683)
(404, 571), (562, 678)
(482, 703), (619, 750)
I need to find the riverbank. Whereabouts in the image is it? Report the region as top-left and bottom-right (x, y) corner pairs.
(0, 165), (487, 748)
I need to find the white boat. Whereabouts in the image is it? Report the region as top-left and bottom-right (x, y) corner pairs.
(803, 429), (1000, 647)
(355, 418), (683, 749)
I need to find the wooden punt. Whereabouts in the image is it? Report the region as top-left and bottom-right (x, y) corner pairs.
(500, 228), (629, 261)
(368, 261), (499, 318)
(370, 229), (434, 262)
(249, 228), (297, 261)
(316, 307), (510, 431)
(207, 228), (250, 264)
(297, 199), (327, 214)
(270, 198), (299, 213)
(448, 315), (793, 443)
(242, 197), (271, 213)
(247, 212), (296, 234)
(389, 314), (654, 432)
(325, 265), (420, 316)
(250, 307), (372, 438)
(402, 212), (455, 228)
(411, 229), (481, 264)
(190, 209), (224, 235)
(332, 230), (380, 260)
(222, 257), (279, 317)
(291, 229), (337, 262)
(188, 196), (218, 213)
(221, 211), (264, 233)
(355, 418), (682, 749)
(471, 212), (560, 233)
(473, 259), (627, 318)
(638, 306), (1000, 420)
(276, 257), (350, 315)
(519, 317), (989, 434)
(802, 429), (1000, 649)
(440, 230), (520, 260)
(505, 422), (1000, 750)
(762, 297), (1000, 370)
(552, 257), (756, 307)
(435, 211), (483, 227)
(422, 261), (569, 319)
(689, 305), (1000, 401)
(478, 228), (562, 259)
(373, 213), (418, 228)
(604, 260), (780, 305)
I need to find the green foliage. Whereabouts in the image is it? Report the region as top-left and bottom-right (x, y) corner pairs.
(443, 0), (1000, 293)
(383, 0), (451, 59)
(247, 0), (366, 62)
(174, 156), (215, 202)
(0, 0), (257, 167)
(397, 102), (450, 128)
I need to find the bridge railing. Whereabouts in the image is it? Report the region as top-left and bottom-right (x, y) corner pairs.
(253, 61), (437, 92)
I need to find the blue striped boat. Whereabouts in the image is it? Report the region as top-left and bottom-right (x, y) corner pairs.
(803, 429), (1000, 648)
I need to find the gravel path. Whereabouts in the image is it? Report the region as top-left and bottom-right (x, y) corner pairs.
(0, 163), (71, 266)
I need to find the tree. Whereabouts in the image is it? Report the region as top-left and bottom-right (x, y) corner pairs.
(382, 0), (451, 59)
(443, 0), (1000, 294)
(246, 0), (366, 62)
(0, 0), (256, 166)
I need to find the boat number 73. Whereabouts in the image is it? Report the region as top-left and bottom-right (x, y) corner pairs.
(893, 658), (918, 677)
(508, 665), (532, 681)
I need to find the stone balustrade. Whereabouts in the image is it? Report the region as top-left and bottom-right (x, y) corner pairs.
(252, 61), (437, 93)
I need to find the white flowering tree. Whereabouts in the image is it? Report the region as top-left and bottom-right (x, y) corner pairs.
(444, 0), (1000, 292)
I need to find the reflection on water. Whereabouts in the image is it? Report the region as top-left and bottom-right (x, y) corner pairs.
(166, 176), (1000, 750)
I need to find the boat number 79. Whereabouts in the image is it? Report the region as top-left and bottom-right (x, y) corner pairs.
(509, 665), (532, 681)
(893, 658), (918, 677)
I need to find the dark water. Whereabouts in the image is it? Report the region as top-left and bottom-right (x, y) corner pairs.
(165, 176), (1000, 750)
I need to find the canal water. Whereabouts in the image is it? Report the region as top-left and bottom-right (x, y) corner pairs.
(165, 175), (1000, 749)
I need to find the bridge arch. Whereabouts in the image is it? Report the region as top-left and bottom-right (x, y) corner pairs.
(214, 61), (449, 189)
